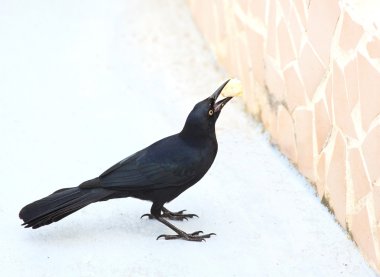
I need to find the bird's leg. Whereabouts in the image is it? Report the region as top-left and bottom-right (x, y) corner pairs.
(146, 202), (215, 241)
(140, 206), (198, 221)
(155, 216), (216, 242)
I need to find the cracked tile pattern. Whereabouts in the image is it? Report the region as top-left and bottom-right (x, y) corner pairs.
(188, 0), (380, 273)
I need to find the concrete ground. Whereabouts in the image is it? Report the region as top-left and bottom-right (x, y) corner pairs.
(0, 0), (376, 276)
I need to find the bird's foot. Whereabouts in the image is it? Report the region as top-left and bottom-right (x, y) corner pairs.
(162, 208), (199, 221)
(141, 207), (198, 221)
(156, 231), (216, 242)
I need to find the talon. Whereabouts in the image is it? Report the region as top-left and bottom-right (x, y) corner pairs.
(157, 234), (181, 240)
(156, 234), (165, 240)
(188, 214), (199, 218)
(140, 213), (153, 219)
(202, 233), (216, 238)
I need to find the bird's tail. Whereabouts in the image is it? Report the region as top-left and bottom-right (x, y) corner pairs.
(19, 186), (117, 229)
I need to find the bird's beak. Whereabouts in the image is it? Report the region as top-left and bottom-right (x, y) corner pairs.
(210, 80), (233, 113)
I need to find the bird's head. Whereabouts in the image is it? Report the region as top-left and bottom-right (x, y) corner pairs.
(180, 80), (233, 139)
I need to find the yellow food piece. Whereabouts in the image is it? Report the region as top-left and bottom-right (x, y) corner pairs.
(221, 78), (243, 97)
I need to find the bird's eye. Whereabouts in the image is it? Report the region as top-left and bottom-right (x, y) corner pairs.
(208, 109), (214, 116)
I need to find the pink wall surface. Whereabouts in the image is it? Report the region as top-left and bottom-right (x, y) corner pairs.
(188, 0), (380, 272)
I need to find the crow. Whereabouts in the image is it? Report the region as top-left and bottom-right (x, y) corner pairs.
(19, 80), (234, 241)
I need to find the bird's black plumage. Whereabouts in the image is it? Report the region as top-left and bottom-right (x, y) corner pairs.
(19, 80), (233, 241)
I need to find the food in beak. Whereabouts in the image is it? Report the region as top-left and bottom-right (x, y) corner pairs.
(221, 78), (243, 97)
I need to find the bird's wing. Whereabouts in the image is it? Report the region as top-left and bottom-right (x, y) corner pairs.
(97, 140), (201, 190)
(99, 152), (141, 178)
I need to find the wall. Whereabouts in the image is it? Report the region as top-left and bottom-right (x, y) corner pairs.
(188, 0), (380, 272)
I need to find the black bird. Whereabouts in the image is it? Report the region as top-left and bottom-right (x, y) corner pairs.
(19, 80), (234, 241)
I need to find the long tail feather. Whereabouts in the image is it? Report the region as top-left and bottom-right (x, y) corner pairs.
(19, 187), (116, 229)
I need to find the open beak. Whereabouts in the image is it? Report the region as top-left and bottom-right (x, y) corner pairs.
(210, 80), (233, 113)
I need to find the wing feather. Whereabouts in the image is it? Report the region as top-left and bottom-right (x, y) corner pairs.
(98, 137), (202, 190)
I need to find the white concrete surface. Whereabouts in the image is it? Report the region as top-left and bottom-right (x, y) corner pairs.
(0, 0), (376, 276)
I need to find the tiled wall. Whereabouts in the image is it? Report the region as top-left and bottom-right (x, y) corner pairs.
(188, 0), (380, 272)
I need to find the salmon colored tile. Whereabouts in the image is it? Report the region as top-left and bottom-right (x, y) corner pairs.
(349, 148), (372, 202)
(357, 54), (380, 130)
(249, 0), (267, 22)
(261, 101), (277, 136)
(316, 153), (326, 196)
(212, 9), (220, 43)
(192, 1), (214, 41)
(265, 58), (285, 102)
(325, 74), (334, 120)
(206, 3), (219, 44)
(243, 75), (259, 115)
(239, 34), (251, 68)
(339, 12), (364, 51)
(288, 5), (304, 56)
(367, 38), (380, 59)
(279, 0), (291, 17)
(332, 62), (356, 138)
(293, 0), (307, 28)
(268, 113), (278, 140)
(294, 109), (314, 180)
(278, 19), (296, 68)
(344, 57), (359, 109)
(326, 132), (347, 226)
(237, 0), (249, 12)
(307, 0), (340, 65)
(237, 36), (253, 93)
(298, 43), (325, 100)
(215, 1), (227, 41)
(266, 0), (278, 59)
(283, 65), (306, 111)
(234, 6), (246, 32)
(351, 206), (378, 268)
(373, 186), (380, 222)
(276, 105), (297, 163)
(376, 254), (380, 275)
(214, 42), (228, 69)
(246, 26), (265, 86)
(315, 99), (332, 153)
(362, 125), (380, 183)
(225, 35), (241, 77)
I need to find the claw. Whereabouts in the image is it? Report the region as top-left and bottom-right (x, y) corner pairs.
(157, 234), (182, 240)
(188, 214), (199, 218)
(156, 234), (165, 240)
(140, 213), (154, 219)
